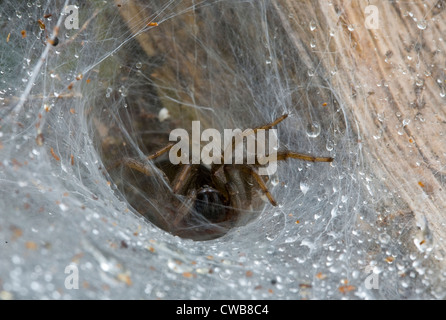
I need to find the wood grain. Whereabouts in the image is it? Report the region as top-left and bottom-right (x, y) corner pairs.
(274, 0), (446, 262)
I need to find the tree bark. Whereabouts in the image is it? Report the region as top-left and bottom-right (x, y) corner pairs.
(274, 0), (446, 262)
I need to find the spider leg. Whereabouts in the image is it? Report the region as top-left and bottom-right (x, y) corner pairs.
(215, 114), (289, 175)
(172, 189), (196, 227)
(172, 164), (195, 194)
(249, 114), (333, 163)
(233, 114), (289, 151)
(108, 143), (175, 180)
(241, 165), (278, 206)
(252, 113), (288, 132)
(225, 181), (242, 209)
(274, 151), (333, 163)
(109, 157), (154, 176)
(147, 143), (175, 160)
(110, 157), (170, 182)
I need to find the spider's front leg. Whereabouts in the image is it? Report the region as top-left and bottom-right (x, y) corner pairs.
(108, 143), (175, 183)
(171, 164), (196, 194)
(240, 165), (278, 206)
(110, 157), (170, 183)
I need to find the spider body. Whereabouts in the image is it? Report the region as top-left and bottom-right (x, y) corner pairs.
(194, 185), (227, 223)
(111, 114), (333, 240)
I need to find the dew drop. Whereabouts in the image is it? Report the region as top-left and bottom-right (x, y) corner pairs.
(310, 38), (316, 48)
(326, 140), (334, 151)
(417, 20), (427, 30)
(105, 87), (113, 98)
(415, 78), (424, 87)
(118, 85), (128, 97)
(379, 233), (391, 244)
(309, 20), (317, 31)
(285, 236), (298, 243)
(402, 119), (410, 127)
(300, 181), (309, 195)
(306, 121), (321, 138)
(271, 175), (279, 186)
(331, 207), (337, 218)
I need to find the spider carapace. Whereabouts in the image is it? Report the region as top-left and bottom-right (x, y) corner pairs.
(111, 114), (333, 240)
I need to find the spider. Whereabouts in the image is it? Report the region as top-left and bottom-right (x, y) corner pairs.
(111, 114), (333, 240)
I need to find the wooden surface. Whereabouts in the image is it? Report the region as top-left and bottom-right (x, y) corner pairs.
(274, 0), (446, 261)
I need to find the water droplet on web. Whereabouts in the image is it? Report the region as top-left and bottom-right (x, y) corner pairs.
(310, 39), (316, 48)
(306, 121), (321, 138)
(377, 113), (385, 123)
(285, 236), (298, 243)
(219, 269), (232, 280)
(379, 233), (391, 244)
(271, 175), (279, 186)
(347, 24), (355, 32)
(135, 62), (142, 69)
(326, 140), (334, 151)
(309, 20), (317, 31)
(417, 20), (427, 30)
(118, 85), (128, 97)
(167, 259), (191, 273)
(266, 233), (277, 242)
(300, 181), (309, 195)
(18, 181), (28, 187)
(402, 119), (410, 127)
(415, 78), (424, 87)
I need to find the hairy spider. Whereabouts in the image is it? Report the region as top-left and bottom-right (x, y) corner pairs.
(111, 114), (333, 240)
